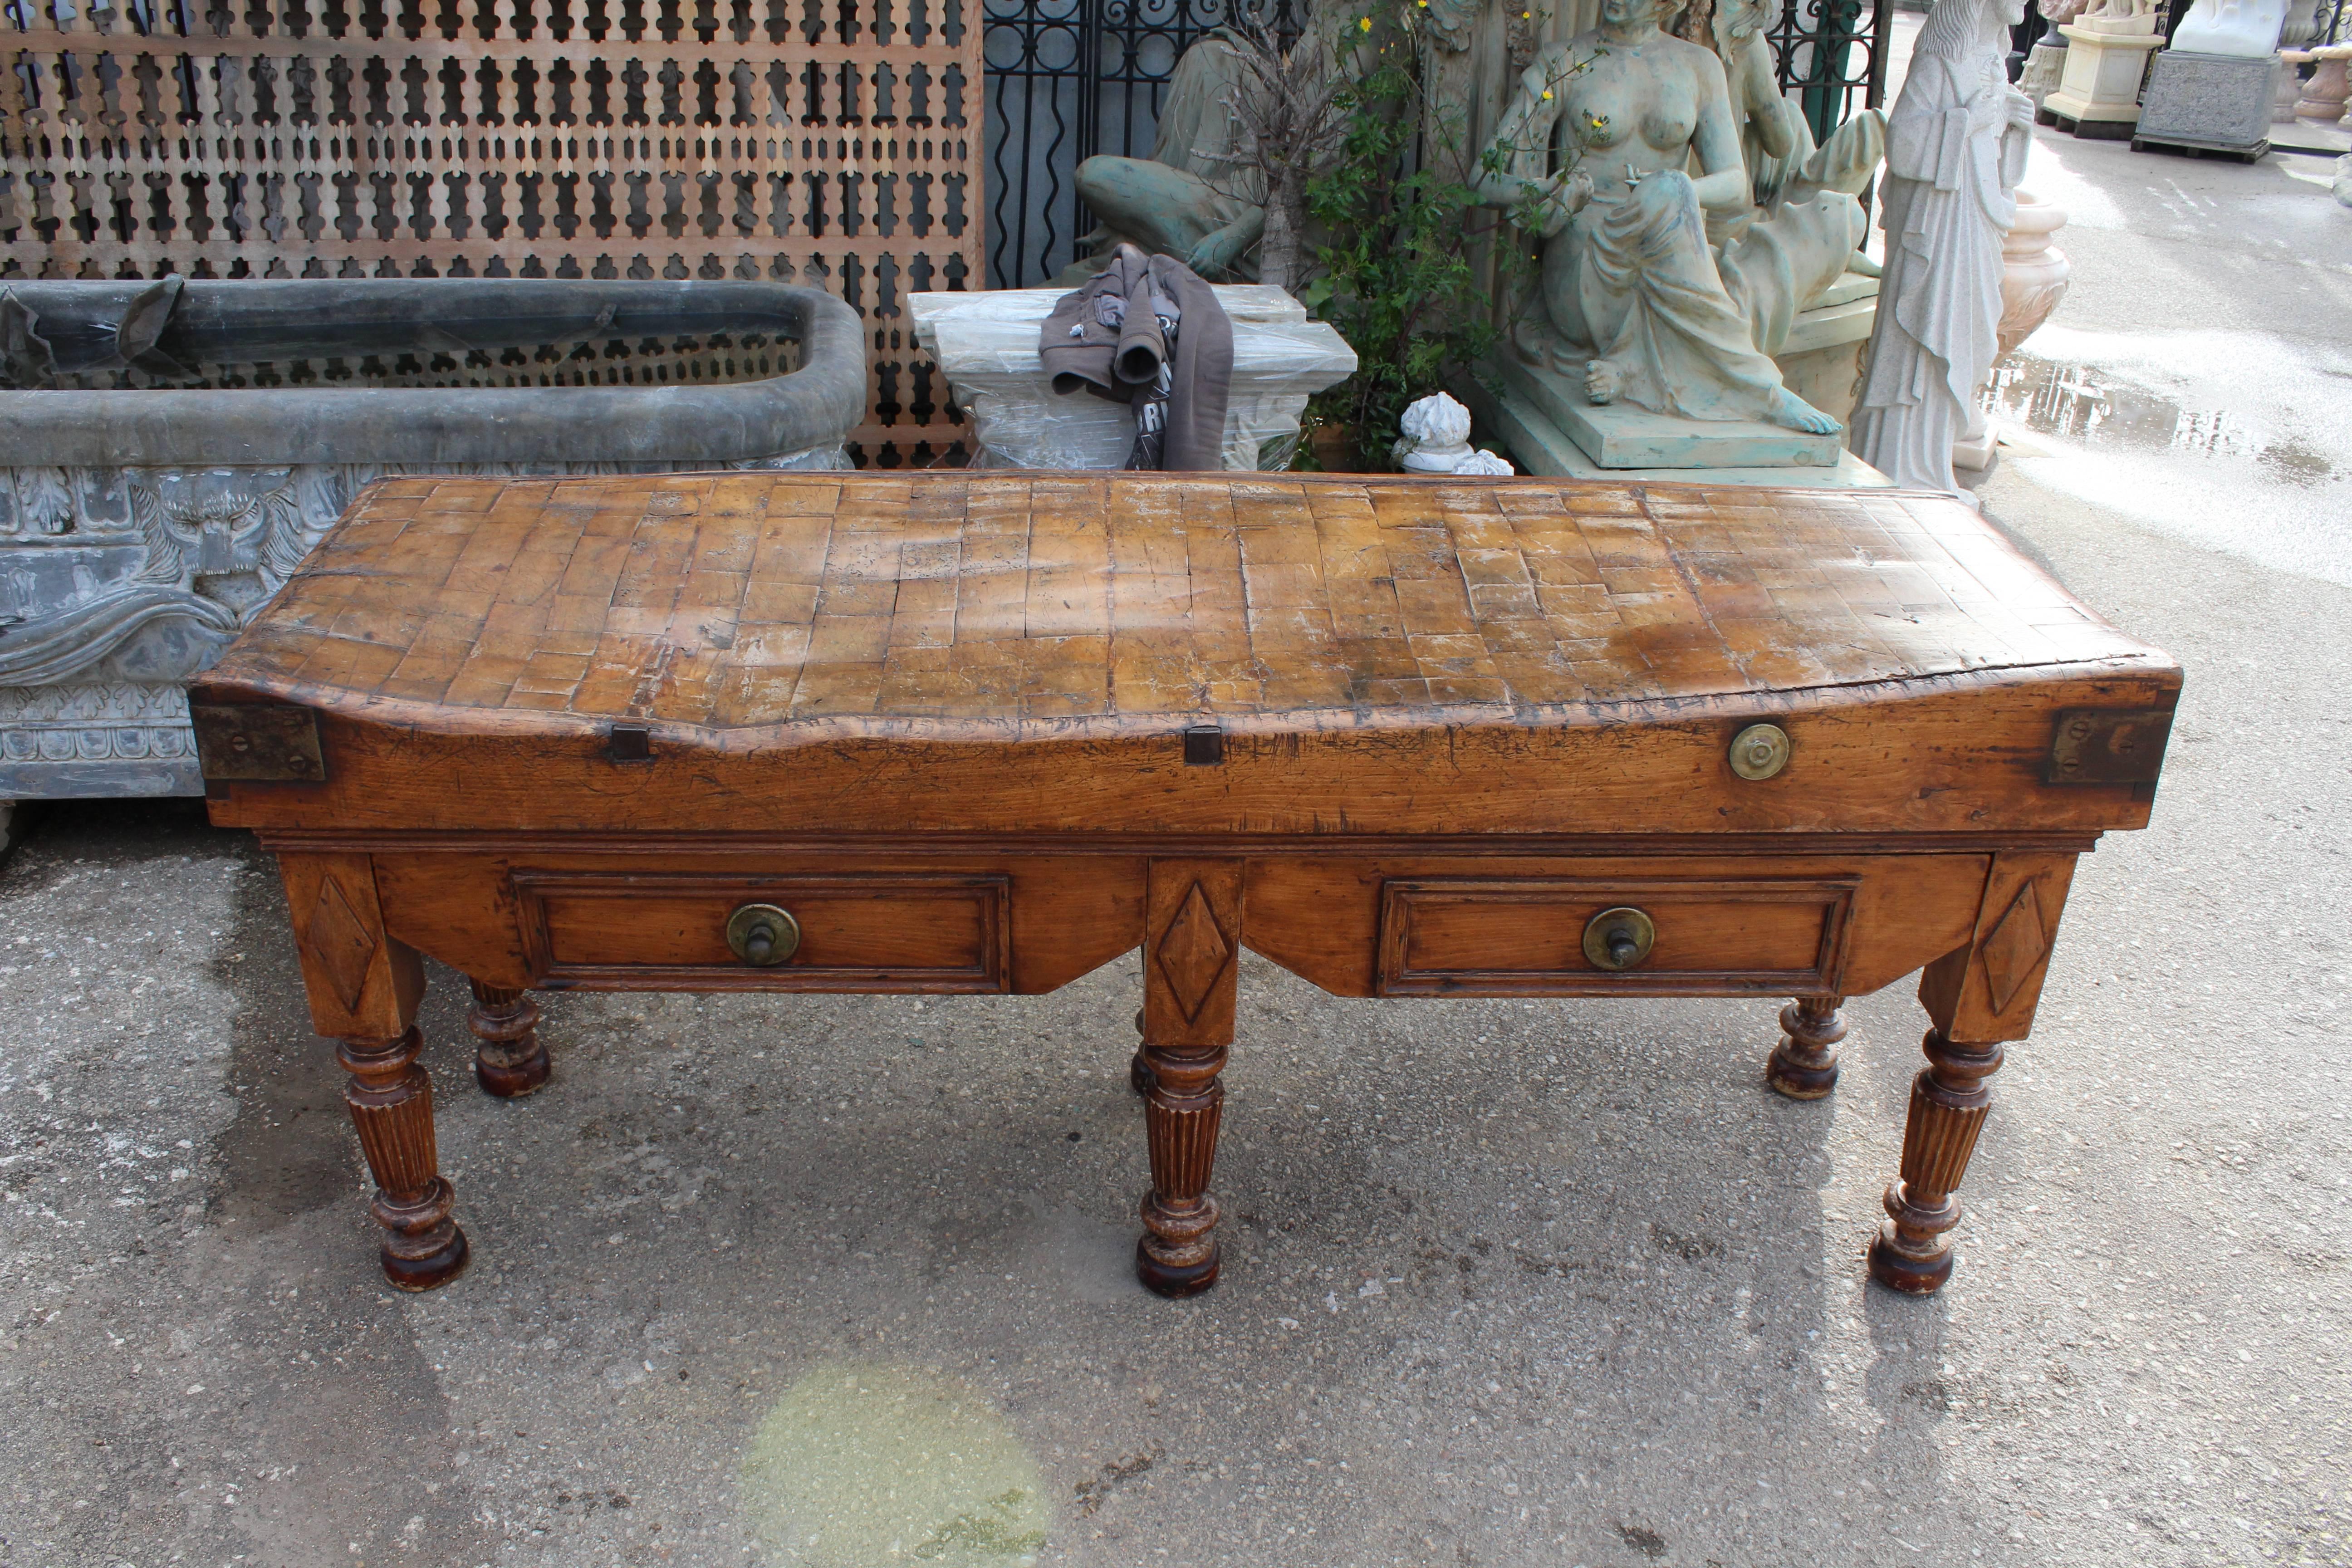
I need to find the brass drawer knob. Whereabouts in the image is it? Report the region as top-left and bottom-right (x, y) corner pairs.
(1729, 722), (1791, 780)
(725, 903), (801, 966)
(1583, 906), (1656, 971)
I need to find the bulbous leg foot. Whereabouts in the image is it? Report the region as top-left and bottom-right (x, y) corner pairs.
(1767, 996), (1846, 1100)
(1129, 1009), (1154, 1097)
(467, 981), (549, 1098)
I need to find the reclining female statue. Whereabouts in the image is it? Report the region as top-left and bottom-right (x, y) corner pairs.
(1474, 0), (1882, 436)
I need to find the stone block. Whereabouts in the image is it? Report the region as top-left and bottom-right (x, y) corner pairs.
(2134, 49), (2277, 155)
(911, 286), (1357, 472)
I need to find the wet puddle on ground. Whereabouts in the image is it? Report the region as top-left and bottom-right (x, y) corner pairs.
(1970, 326), (2352, 586)
(741, 1361), (1051, 1566)
(1980, 353), (2339, 488)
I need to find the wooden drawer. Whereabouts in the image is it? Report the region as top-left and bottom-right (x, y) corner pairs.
(1376, 876), (1857, 997)
(514, 872), (1012, 991)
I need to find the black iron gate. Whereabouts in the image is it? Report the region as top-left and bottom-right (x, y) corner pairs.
(983, 0), (1297, 288)
(1769, 0), (1895, 147)
(984, 0), (1894, 290)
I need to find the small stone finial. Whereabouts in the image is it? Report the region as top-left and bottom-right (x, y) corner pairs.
(1394, 391), (1477, 472)
(1452, 448), (1516, 475)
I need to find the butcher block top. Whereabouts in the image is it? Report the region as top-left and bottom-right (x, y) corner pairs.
(195, 471), (2181, 840)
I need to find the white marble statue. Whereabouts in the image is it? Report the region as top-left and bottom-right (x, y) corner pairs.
(1394, 392), (1519, 473)
(1396, 391), (1477, 471)
(1849, 0), (2034, 498)
(2171, 0), (2292, 56)
(2075, 0), (2161, 29)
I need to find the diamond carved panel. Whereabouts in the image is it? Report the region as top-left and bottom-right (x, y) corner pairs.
(1978, 881), (2051, 1016)
(307, 873), (381, 1014)
(1155, 882), (1232, 1024)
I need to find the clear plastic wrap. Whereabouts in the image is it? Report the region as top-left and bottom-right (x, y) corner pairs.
(911, 286), (1357, 471)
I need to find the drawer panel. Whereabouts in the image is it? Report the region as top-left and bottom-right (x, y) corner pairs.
(1377, 877), (1856, 996)
(514, 872), (1011, 990)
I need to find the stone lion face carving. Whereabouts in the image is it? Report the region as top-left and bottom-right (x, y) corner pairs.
(132, 466), (298, 615)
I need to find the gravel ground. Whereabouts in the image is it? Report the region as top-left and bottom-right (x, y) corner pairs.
(4, 119), (2350, 1568)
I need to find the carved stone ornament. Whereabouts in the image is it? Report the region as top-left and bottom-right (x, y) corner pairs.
(1, 277), (868, 800)
(1, 456), (848, 800)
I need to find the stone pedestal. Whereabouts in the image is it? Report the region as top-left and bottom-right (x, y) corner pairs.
(2020, 39), (2073, 111)
(910, 286), (1357, 472)
(2277, 52), (2308, 121)
(1488, 356), (1844, 469)
(2044, 24), (2167, 134)
(2297, 44), (2352, 122)
(1774, 274), (1882, 428)
(1465, 277), (1895, 490)
(2133, 49), (2278, 157)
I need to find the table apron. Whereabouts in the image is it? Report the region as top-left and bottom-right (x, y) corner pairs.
(323, 843), (2020, 1004)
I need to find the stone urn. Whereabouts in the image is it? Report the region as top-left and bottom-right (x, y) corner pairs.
(2298, 44), (2352, 122)
(2278, 52), (2310, 123)
(1998, 191), (2073, 357)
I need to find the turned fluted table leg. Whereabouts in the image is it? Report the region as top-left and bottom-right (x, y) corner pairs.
(1869, 853), (2076, 1295)
(1135, 860), (1243, 1298)
(1871, 1032), (2002, 1292)
(277, 851), (469, 1290)
(1767, 995), (1846, 1100)
(467, 980), (549, 1098)
(339, 1025), (470, 1289)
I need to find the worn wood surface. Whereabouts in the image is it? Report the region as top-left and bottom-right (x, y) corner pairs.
(197, 472), (2179, 837)
(206, 473), (2180, 1299)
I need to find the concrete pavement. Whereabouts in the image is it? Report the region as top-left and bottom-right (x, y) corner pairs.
(4, 98), (2352, 1568)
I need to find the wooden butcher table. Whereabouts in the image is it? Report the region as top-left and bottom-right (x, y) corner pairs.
(192, 472), (2180, 1299)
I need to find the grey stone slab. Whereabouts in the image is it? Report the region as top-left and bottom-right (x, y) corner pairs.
(2135, 48), (2278, 153)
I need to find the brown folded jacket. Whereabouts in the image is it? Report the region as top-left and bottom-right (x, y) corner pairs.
(1039, 243), (1235, 471)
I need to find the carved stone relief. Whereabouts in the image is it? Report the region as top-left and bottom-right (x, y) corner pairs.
(0, 447), (849, 799)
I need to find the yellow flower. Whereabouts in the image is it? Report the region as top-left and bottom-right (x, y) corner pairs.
(1359, 14), (1372, 28)
(1540, 88), (1553, 99)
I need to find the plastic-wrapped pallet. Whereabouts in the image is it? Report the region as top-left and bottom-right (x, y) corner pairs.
(911, 286), (1358, 471)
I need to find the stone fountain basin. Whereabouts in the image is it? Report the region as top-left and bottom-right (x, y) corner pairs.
(0, 278), (868, 799)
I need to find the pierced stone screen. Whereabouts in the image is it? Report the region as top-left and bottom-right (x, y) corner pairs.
(0, 0), (975, 462)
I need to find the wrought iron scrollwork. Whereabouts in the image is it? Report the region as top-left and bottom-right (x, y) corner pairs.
(1765, 0), (1890, 147)
(982, 0), (1295, 287)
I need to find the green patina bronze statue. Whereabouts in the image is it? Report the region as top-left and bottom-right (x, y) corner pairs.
(1473, 0), (1883, 433)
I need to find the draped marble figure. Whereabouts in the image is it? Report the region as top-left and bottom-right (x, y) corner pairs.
(1849, 0), (2033, 495)
(1473, 0), (1884, 435)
